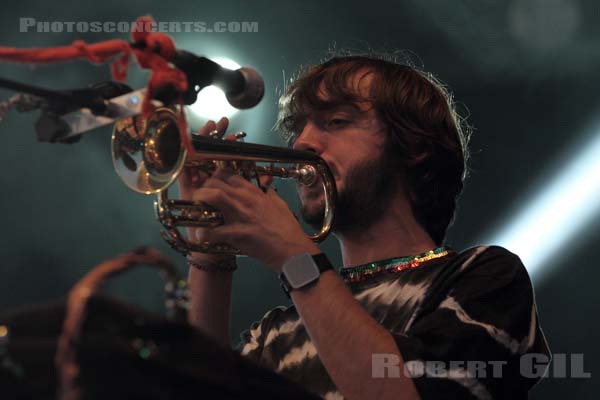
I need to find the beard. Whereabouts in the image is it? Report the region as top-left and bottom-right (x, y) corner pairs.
(299, 147), (401, 235)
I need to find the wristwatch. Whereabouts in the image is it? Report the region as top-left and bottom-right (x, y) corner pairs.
(279, 253), (334, 297)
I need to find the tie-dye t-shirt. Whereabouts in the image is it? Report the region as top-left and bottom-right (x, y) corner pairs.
(237, 246), (550, 399)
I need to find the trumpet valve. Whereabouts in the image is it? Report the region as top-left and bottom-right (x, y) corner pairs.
(296, 165), (318, 186)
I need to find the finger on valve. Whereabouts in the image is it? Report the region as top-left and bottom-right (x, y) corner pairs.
(196, 117), (229, 138)
(179, 117), (229, 195)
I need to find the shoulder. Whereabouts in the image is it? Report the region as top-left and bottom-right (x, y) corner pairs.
(454, 244), (523, 266)
(415, 245), (536, 309)
(434, 245), (538, 312)
(451, 245), (530, 280)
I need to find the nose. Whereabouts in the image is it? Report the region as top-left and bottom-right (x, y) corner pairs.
(292, 120), (325, 154)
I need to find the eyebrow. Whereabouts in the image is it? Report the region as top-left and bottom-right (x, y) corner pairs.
(316, 103), (367, 118)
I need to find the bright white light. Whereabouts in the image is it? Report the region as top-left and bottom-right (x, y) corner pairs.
(485, 133), (600, 280)
(188, 57), (241, 120)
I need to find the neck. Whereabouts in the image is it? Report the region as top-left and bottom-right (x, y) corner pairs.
(335, 197), (438, 268)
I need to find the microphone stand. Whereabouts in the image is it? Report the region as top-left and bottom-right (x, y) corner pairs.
(0, 77), (132, 142)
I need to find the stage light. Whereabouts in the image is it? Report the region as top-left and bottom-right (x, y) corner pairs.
(484, 133), (600, 281)
(187, 57), (241, 120)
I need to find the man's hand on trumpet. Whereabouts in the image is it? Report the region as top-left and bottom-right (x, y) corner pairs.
(179, 117), (320, 273)
(178, 117), (237, 270)
(192, 166), (320, 272)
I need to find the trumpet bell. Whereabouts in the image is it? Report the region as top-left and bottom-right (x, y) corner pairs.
(111, 106), (337, 256)
(112, 108), (186, 194)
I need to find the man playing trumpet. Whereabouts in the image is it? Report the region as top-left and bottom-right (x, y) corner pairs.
(180, 55), (549, 400)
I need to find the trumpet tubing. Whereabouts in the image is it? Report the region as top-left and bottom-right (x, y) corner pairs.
(112, 107), (337, 255)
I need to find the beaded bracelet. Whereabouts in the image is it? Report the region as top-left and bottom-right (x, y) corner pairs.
(186, 256), (238, 272)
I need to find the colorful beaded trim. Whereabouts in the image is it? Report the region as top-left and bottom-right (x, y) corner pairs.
(340, 246), (454, 284)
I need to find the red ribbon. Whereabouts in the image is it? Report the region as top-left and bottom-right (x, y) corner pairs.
(0, 15), (192, 153)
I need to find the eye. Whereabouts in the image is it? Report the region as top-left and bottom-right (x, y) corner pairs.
(327, 118), (350, 127)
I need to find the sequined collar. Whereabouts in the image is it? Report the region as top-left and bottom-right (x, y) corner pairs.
(339, 246), (454, 284)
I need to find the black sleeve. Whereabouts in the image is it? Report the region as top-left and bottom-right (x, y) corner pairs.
(391, 246), (550, 400)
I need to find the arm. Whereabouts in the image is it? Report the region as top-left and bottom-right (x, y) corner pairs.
(291, 268), (421, 400)
(192, 171), (420, 398)
(187, 258), (234, 347)
(180, 117), (236, 348)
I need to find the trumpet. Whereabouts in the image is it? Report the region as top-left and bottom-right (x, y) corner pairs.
(111, 107), (336, 255)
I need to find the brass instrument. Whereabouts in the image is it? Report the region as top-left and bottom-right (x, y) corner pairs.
(111, 107), (336, 255)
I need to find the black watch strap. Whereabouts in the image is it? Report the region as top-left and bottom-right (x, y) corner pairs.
(279, 253), (334, 298)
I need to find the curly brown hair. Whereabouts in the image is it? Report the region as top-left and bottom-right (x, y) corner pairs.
(275, 55), (471, 245)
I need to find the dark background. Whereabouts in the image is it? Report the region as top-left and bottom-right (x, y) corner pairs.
(0, 0), (598, 397)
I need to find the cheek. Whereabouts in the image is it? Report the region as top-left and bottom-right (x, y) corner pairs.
(326, 137), (385, 190)
(334, 177), (344, 194)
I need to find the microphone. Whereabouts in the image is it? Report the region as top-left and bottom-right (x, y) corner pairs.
(169, 50), (265, 109)
(3, 48), (265, 142)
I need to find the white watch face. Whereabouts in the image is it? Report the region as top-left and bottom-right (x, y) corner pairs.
(283, 253), (320, 289)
